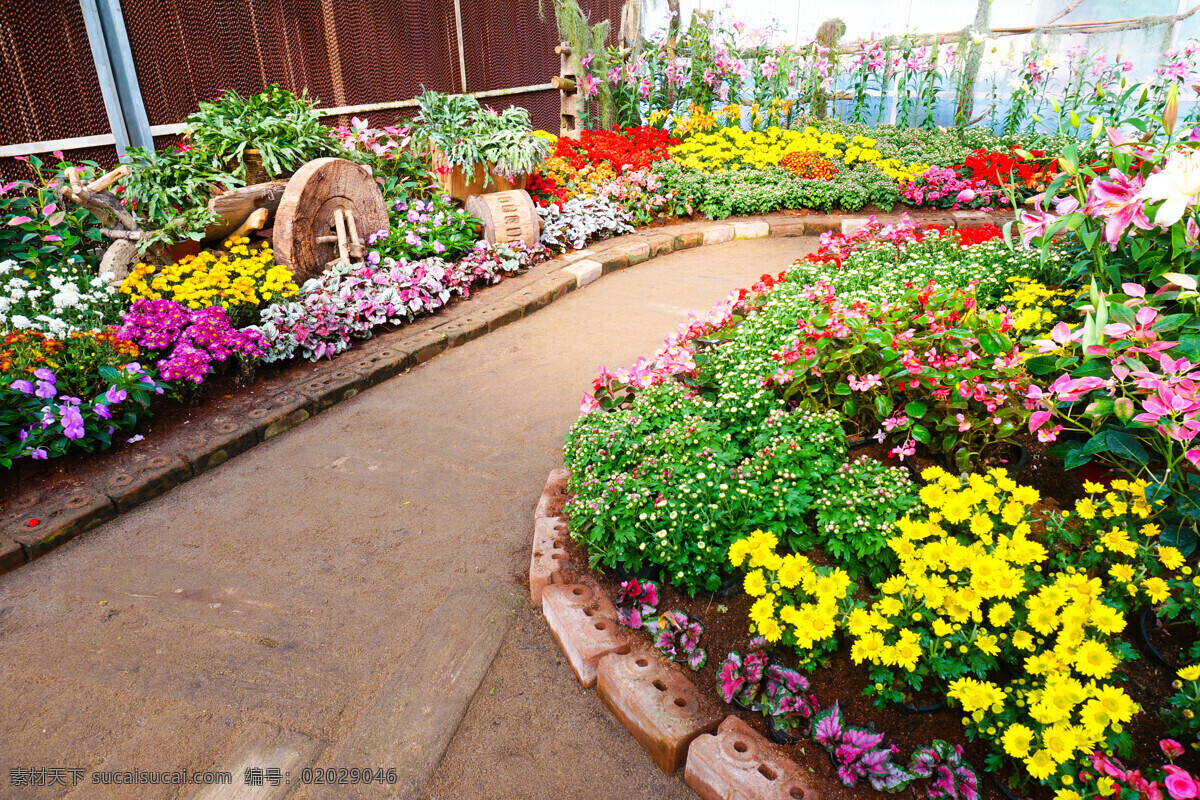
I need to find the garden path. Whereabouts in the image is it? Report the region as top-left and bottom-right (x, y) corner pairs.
(0, 236), (810, 800)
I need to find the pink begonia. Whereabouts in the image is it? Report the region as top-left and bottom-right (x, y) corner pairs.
(1164, 766), (1200, 800)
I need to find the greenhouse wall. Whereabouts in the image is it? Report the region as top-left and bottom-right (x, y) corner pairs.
(0, 0), (623, 181)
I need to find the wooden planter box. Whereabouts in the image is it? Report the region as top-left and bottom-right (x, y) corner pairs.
(430, 144), (529, 201)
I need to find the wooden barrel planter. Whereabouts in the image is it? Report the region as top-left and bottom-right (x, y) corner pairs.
(430, 144), (529, 201)
(465, 190), (541, 248)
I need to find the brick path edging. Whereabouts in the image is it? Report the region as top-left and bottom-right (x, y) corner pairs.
(530, 470), (822, 800)
(1, 208), (1008, 573)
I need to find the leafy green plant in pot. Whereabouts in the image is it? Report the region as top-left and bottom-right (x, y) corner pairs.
(415, 90), (551, 192)
(182, 85), (345, 181)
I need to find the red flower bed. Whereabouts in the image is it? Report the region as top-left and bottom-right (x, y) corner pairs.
(554, 126), (678, 172)
(956, 147), (1057, 194)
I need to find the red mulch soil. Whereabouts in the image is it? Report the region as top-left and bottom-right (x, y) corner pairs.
(553, 439), (1200, 800)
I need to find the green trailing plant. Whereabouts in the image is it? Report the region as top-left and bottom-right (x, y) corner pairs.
(552, 0), (613, 126)
(119, 145), (242, 252)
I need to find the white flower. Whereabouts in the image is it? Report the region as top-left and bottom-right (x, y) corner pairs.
(1139, 149), (1200, 226)
(52, 288), (81, 309)
(11, 314), (31, 329)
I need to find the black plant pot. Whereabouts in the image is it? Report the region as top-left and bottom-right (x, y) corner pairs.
(995, 776), (1026, 800)
(891, 698), (945, 714)
(731, 696), (757, 712)
(614, 561), (659, 582)
(702, 573), (741, 601)
(1138, 606), (1175, 669)
(1003, 442), (1030, 478)
(768, 719), (805, 745)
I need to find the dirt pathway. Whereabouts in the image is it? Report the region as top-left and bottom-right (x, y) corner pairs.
(0, 237), (812, 800)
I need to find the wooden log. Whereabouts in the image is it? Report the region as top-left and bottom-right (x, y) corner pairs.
(272, 157), (389, 282)
(203, 179), (290, 243)
(333, 207), (351, 266)
(227, 207), (270, 242)
(86, 164), (130, 194)
(464, 190), (541, 248)
(551, 76), (576, 92)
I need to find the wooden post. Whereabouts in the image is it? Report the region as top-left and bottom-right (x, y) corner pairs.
(557, 43), (584, 137)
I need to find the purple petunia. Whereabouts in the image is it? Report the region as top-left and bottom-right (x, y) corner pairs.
(9, 379), (33, 394)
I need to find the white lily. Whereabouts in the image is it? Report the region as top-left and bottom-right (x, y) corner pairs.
(1139, 149), (1200, 226)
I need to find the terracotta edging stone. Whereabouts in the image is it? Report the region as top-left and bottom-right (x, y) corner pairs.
(596, 650), (723, 775)
(685, 716), (819, 800)
(542, 583), (630, 687)
(532, 469), (823, 800)
(3, 209), (1013, 574)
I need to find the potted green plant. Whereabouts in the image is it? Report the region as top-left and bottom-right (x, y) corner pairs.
(415, 90), (551, 200)
(182, 85), (344, 182)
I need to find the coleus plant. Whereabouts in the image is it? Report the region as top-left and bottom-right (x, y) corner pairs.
(718, 636), (769, 708)
(813, 702), (915, 792)
(910, 741), (980, 800)
(760, 664), (821, 736)
(615, 578), (659, 629)
(651, 610), (706, 670)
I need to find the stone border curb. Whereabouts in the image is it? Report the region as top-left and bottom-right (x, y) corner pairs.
(3, 209), (1011, 574)
(531, 471), (823, 799)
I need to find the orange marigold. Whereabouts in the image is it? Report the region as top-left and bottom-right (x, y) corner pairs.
(780, 151), (839, 181)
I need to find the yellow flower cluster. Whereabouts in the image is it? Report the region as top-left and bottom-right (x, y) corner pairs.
(1053, 479), (1178, 603)
(120, 238), (297, 311)
(531, 130), (558, 146)
(1001, 277), (1075, 342)
(729, 529), (852, 654)
(852, 468), (1047, 668)
(668, 104), (718, 138)
(881, 467), (1139, 784)
(964, 671), (1138, 781)
(669, 125), (921, 181)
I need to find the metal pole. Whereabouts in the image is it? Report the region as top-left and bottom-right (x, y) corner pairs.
(93, 0), (154, 152)
(78, 0), (131, 157)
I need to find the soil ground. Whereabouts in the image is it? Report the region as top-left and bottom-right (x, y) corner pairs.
(0, 237), (809, 800)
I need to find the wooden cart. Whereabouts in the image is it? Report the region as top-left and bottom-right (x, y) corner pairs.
(60, 157), (389, 284)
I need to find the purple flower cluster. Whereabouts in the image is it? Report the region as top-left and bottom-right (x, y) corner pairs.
(118, 299), (265, 385)
(3, 363), (162, 463)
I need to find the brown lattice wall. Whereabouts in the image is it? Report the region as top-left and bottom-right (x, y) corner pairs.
(1, 0), (623, 182)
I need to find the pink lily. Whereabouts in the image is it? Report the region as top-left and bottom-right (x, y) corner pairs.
(1084, 168), (1154, 249)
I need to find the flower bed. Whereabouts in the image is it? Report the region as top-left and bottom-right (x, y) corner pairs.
(560, 213), (1200, 799)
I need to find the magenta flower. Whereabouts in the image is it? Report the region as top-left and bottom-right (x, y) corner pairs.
(9, 379), (33, 394)
(1165, 766), (1200, 800)
(580, 73), (600, 98)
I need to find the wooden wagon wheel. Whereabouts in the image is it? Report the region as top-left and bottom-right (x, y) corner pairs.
(272, 157), (389, 282)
